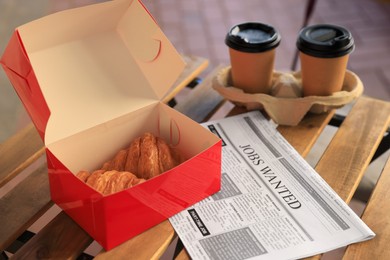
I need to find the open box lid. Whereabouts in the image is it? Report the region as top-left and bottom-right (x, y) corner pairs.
(1, 0), (185, 146)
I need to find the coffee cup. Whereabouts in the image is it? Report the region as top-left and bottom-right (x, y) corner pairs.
(225, 22), (281, 94)
(296, 24), (354, 96)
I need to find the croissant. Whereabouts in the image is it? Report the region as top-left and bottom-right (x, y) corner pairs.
(75, 132), (181, 195)
(157, 137), (178, 173)
(102, 150), (127, 171)
(125, 137), (141, 174)
(76, 170), (90, 182)
(102, 132), (181, 178)
(77, 170), (145, 195)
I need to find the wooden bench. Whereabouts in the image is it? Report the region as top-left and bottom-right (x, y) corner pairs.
(1, 56), (390, 259)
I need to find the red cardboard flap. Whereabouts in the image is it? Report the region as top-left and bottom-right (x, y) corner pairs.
(1, 31), (50, 139)
(1, 31), (31, 78)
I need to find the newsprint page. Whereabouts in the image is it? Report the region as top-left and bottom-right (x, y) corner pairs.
(170, 111), (375, 260)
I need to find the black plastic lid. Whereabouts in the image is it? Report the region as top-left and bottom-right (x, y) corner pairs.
(225, 22), (281, 53)
(297, 24), (354, 58)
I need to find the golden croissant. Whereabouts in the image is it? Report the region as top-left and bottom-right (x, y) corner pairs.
(76, 132), (181, 195)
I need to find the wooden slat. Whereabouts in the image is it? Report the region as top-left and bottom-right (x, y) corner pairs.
(0, 164), (52, 251)
(162, 55), (209, 103)
(343, 155), (390, 259)
(174, 64), (226, 123)
(302, 96), (390, 260)
(95, 220), (175, 260)
(0, 123), (44, 188)
(278, 111), (336, 157)
(314, 96), (390, 202)
(12, 211), (93, 259)
(176, 248), (190, 260)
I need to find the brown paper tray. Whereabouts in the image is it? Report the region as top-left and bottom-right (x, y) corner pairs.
(212, 67), (364, 126)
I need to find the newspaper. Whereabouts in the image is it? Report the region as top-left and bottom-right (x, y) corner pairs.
(169, 111), (375, 260)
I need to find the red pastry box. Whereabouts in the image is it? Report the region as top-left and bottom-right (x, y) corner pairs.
(1, 0), (221, 250)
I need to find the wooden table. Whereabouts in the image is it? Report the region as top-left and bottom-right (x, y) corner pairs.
(1, 57), (390, 259)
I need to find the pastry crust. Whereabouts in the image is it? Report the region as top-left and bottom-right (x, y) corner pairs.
(125, 137), (141, 174)
(82, 170), (145, 195)
(116, 171), (137, 191)
(138, 133), (160, 179)
(102, 149), (128, 171)
(76, 170), (90, 182)
(101, 162), (111, 171)
(86, 170), (105, 190)
(102, 170), (122, 195)
(157, 137), (177, 173)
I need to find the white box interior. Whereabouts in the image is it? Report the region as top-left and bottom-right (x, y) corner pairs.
(48, 102), (220, 174)
(17, 0), (185, 146)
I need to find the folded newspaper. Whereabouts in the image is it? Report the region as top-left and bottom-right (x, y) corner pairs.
(170, 111), (375, 260)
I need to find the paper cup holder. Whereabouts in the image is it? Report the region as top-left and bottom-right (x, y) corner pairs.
(212, 67), (363, 126)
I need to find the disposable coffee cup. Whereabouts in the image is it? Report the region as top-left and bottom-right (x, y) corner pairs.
(225, 22), (281, 94)
(297, 24), (354, 96)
